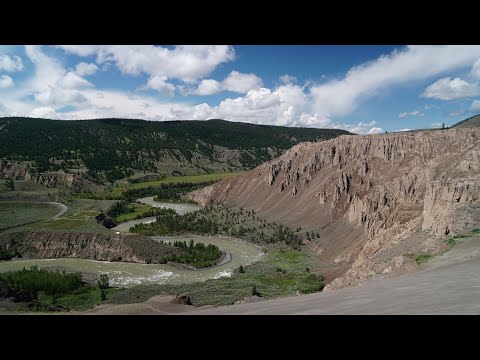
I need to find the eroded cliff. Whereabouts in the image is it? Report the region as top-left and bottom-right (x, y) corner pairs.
(188, 128), (480, 289)
(0, 232), (183, 264)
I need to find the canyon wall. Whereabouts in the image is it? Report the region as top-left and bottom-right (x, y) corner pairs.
(188, 128), (480, 289)
(0, 232), (183, 264)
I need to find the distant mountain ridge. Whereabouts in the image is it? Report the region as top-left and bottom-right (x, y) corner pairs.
(452, 114), (480, 128)
(0, 117), (350, 184)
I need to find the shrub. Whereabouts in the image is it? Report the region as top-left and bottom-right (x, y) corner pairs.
(97, 274), (110, 289)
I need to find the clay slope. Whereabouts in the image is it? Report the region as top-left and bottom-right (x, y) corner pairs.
(188, 128), (480, 289)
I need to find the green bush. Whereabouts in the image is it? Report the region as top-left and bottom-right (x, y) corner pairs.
(97, 274), (110, 289)
(0, 266), (82, 296)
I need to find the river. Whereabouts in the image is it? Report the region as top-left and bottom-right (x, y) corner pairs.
(136, 198), (201, 214)
(0, 236), (264, 287)
(0, 201), (264, 287)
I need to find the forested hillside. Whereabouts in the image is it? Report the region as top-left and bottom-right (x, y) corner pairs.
(0, 117), (350, 183)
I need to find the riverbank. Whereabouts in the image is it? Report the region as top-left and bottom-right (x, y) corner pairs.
(0, 235), (264, 288)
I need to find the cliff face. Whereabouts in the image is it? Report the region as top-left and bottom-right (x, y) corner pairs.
(0, 160), (97, 192)
(188, 128), (480, 289)
(0, 232), (183, 264)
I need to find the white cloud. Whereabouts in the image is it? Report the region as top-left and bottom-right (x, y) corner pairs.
(279, 74), (297, 84)
(222, 71), (263, 93)
(335, 120), (383, 134)
(192, 71), (263, 95)
(431, 122), (443, 128)
(0, 75), (14, 88)
(5, 44), (480, 137)
(398, 110), (424, 118)
(0, 102), (10, 116)
(367, 127), (384, 134)
(471, 58), (480, 80)
(194, 79), (222, 95)
(21, 46), (92, 108)
(422, 77), (480, 100)
(145, 75), (175, 97)
(30, 106), (62, 119)
(470, 100), (480, 113)
(58, 72), (93, 89)
(395, 128), (414, 132)
(0, 54), (23, 72)
(310, 45), (480, 117)
(447, 110), (465, 117)
(75, 62), (98, 76)
(58, 45), (235, 83)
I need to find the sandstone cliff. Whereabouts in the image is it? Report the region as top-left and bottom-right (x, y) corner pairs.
(188, 128), (480, 289)
(0, 232), (183, 264)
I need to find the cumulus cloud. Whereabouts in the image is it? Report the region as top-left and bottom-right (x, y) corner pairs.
(58, 45), (235, 83)
(422, 77), (480, 100)
(470, 100), (480, 113)
(191, 71), (263, 95)
(310, 45), (480, 117)
(395, 128), (414, 132)
(279, 74), (297, 84)
(0, 75), (14, 88)
(4, 45), (480, 138)
(471, 58), (480, 80)
(22, 46), (92, 108)
(30, 106), (62, 119)
(222, 71), (263, 93)
(58, 72), (93, 89)
(194, 79), (222, 95)
(0, 54), (23, 72)
(367, 127), (384, 134)
(145, 75), (175, 97)
(334, 121), (383, 134)
(75, 62), (98, 76)
(398, 110), (424, 118)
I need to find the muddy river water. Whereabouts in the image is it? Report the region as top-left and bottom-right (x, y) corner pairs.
(0, 201), (264, 287)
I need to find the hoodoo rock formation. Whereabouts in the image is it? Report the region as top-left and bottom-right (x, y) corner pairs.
(188, 128), (480, 289)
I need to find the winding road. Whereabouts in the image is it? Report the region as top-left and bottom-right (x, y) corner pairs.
(48, 202), (68, 220)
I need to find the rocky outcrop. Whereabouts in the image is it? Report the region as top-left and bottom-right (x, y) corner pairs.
(171, 294), (192, 305)
(0, 160), (29, 180)
(188, 128), (480, 289)
(0, 160), (95, 191)
(0, 232), (184, 264)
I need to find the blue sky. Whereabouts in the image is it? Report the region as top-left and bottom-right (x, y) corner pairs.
(1, 45), (480, 133)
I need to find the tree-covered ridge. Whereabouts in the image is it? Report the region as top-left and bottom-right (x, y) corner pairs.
(130, 205), (308, 249)
(0, 117), (350, 183)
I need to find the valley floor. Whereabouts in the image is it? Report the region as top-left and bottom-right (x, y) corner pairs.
(77, 234), (480, 315)
(188, 235), (480, 315)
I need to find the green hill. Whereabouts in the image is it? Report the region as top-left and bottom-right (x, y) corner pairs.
(452, 114), (480, 128)
(0, 117), (350, 184)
